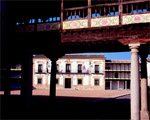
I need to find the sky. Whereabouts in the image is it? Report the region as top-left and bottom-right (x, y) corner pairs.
(76, 52), (150, 60)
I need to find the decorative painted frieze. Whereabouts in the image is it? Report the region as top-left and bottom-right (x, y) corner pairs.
(123, 13), (150, 25)
(37, 22), (60, 32)
(91, 16), (119, 27)
(63, 19), (88, 30)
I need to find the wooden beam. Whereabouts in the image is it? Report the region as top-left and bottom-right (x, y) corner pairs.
(119, 0), (123, 24)
(88, 0), (91, 28)
(60, 0), (63, 30)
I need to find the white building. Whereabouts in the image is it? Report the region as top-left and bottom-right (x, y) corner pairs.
(33, 54), (106, 90)
(33, 54), (149, 90)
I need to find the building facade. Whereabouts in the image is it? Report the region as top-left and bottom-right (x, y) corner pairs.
(32, 54), (148, 90)
(105, 60), (137, 90)
(33, 54), (106, 90)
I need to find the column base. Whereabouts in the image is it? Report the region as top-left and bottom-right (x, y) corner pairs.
(140, 110), (149, 120)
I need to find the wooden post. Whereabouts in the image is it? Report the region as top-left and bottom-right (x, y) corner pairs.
(74, 10), (76, 19)
(79, 10), (80, 18)
(95, 7), (97, 17)
(60, 0), (63, 30)
(140, 53), (149, 120)
(21, 52), (33, 110)
(71, 11), (72, 19)
(109, 6), (110, 15)
(104, 6), (106, 16)
(126, 4), (128, 13)
(131, 4), (133, 14)
(136, 4), (138, 12)
(88, 0), (91, 28)
(100, 7), (101, 15)
(50, 57), (58, 103)
(119, 0), (123, 24)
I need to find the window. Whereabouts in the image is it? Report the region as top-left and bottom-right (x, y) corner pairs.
(78, 79), (82, 85)
(38, 79), (42, 84)
(95, 79), (99, 86)
(78, 64), (82, 73)
(106, 81), (110, 88)
(38, 64), (43, 73)
(66, 64), (71, 73)
(105, 66), (110, 70)
(115, 72), (118, 78)
(95, 65), (99, 73)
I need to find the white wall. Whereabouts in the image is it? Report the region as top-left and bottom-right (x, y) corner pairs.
(100, 62), (103, 73)
(83, 75), (89, 85)
(91, 76), (94, 86)
(59, 60), (66, 73)
(43, 75), (46, 85)
(48, 74), (50, 85)
(59, 75), (64, 85)
(100, 75), (104, 86)
(71, 61), (77, 73)
(73, 75), (77, 85)
(34, 75), (37, 85)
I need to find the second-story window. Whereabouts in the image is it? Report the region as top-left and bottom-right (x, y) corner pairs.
(38, 64), (43, 73)
(115, 72), (118, 78)
(95, 65), (99, 73)
(66, 64), (71, 73)
(78, 64), (82, 73)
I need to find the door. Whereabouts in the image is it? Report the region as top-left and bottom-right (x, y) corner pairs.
(65, 78), (71, 88)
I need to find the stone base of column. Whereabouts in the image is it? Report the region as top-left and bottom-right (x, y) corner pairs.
(140, 110), (149, 120)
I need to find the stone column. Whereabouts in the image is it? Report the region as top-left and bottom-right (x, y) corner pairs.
(140, 53), (149, 120)
(21, 52), (33, 110)
(118, 81), (120, 90)
(125, 81), (127, 89)
(110, 81), (112, 90)
(129, 44), (140, 120)
(50, 57), (58, 103)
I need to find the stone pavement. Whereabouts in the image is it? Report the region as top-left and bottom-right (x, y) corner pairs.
(0, 89), (130, 102)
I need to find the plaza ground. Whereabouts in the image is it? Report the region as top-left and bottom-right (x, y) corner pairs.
(1, 88), (150, 119)
(0, 89), (130, 102)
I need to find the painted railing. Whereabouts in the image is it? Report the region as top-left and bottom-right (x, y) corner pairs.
(16, 0), (150, 32)
(62, 0), (150, 30)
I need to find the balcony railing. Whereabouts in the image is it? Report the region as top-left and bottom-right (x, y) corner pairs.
(105, 77), (130, 80)
(16, 0), (150, 32)
(61, 0), (150, 30)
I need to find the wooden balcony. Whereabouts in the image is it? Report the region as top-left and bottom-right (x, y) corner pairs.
(61, 0), (150, 30)
(14, 0), (150, 52)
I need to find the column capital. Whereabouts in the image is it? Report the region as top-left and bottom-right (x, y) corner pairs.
(129, 43), (140, 53)
(129, 43), (140, 49)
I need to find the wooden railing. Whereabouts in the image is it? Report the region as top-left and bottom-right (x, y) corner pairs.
(61, 0), (150, 29)
(16, 0), (150, 32)
(63, 7), (88, 20)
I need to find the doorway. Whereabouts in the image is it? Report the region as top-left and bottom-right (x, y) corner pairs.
(65, 78), (71, 88)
